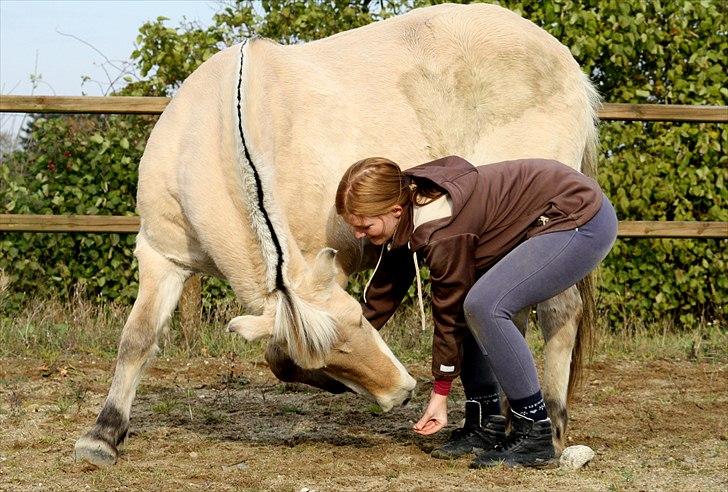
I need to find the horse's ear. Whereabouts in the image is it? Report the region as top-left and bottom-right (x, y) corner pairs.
(309, 247), (338, 290)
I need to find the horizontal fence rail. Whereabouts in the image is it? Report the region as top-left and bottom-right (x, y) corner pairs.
(597, 103), (727, 123)
(1, 95), (727, 122)
(0, 95), (170, 115)
(617, 221), (727, 238)
(1, 215), (726, 238)
(0, 214), (141, 233)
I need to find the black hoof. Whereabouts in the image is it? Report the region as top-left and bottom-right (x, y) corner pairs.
(74, 434), (118, 466)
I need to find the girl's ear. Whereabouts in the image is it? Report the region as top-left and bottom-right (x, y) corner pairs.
(391, 205), (403, 218)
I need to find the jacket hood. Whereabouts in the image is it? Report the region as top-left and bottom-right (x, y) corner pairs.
(405, 156), (478, 214)
(391, 156), (478, 250)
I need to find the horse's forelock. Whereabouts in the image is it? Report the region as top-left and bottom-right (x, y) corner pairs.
(273, 290), (337, 369)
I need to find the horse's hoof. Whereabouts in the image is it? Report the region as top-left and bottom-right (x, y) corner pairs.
(74, 434), (118, 466)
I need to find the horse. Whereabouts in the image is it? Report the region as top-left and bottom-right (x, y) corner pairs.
(75, 3), (600, 465)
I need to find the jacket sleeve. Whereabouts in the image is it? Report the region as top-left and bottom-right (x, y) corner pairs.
(424, 234), (478, 381)
(361, 246), (417, 330)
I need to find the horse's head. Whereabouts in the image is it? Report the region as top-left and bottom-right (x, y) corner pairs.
(228, 248), (416, 411)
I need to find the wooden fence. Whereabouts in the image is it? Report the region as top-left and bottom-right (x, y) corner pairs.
(1, 96), (726, 321)
(1, 95), (726, 238)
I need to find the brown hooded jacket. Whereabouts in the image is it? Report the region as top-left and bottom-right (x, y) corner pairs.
(362, 156), (603, 381)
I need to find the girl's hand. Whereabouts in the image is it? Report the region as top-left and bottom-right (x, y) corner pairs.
(413, 391), (448, 435)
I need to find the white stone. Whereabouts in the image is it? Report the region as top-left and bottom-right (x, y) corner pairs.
(222, 461), (249, 472)
(559, 445), (595, 469)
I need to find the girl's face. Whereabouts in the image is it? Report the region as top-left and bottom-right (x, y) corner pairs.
(346, 206), (403, 245)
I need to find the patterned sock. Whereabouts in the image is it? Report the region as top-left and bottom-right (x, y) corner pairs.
(467, 387), (501, 417)
(510, 391), (548, 421)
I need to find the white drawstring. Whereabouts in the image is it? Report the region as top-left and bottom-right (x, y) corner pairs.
(410, 242), (427, 331)
(363, 244), (385, 304)
(364, 241), (427, 332)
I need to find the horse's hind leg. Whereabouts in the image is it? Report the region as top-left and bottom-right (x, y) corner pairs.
(74, 234), (189, 465)
(537, 285), (582, 454)
(500, 308), (530, 416)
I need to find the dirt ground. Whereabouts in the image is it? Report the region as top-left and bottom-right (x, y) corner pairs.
(1, 354), (726, 491)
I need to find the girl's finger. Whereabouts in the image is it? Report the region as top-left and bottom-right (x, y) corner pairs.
(413, 419), (441, 435)
(413, 414), (430, 430)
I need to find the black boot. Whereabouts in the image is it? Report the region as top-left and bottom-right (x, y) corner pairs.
(470, 411), (556, 469)
(431, 400), (506, 460)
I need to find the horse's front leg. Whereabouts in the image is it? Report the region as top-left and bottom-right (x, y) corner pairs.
(74, 235), (189, 465)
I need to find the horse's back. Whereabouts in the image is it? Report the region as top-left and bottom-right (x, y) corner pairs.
(135, 45), (242, 270)
(257, 3), (596, 183)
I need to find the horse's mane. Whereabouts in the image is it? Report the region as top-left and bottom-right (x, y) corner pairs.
(236, 41), (336, 368)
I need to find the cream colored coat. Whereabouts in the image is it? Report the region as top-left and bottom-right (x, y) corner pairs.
(139, 3), (598, 298)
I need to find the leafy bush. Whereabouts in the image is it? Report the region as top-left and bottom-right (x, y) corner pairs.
(598, 120), (726, 326)
(1, 115), (152, 308)
(1, 0), (725, 328)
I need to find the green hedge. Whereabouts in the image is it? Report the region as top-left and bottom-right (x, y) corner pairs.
(1, 115), (149, 307)
(1, 0), (725, 328)
(598, 121), (726, 326)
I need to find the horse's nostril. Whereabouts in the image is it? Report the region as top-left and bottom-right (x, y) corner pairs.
(402, 397), (411, 406)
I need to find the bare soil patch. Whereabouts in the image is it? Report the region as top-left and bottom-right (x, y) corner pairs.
(1, 355), (726, 491)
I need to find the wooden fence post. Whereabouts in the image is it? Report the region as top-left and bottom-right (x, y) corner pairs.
(179, 275), (202, 350)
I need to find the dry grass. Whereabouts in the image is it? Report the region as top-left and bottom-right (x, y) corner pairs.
(1, 354), (726, 491)
(0, 289), (266, 362)
(0, 288), (726, 491)
(1, 287), (725, 364)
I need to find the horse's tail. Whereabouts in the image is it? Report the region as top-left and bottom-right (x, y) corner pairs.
(580, 70), (601, 178)
(568, 83), (601, 402)
(569, 274), (596, 402)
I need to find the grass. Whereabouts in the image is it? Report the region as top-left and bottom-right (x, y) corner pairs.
(0, 287), (267, 363)
(1, 324), (725, 490)
(1, 275), (725, 491)
(384, 303), (727, 363)
(596, 318), (727, 361)
(0, 267), (725, 364)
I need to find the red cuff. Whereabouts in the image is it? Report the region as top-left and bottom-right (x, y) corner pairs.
(433, 379), (452, 396)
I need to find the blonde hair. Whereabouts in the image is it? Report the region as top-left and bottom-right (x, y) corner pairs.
(336, 157), (443, 218)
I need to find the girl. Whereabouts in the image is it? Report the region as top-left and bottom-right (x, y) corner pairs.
(335, 155), (617, 468)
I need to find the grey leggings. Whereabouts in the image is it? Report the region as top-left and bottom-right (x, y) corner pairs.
(462, 197), (618, 401)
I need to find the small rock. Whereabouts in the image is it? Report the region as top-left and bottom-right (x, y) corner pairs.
(222, 461), (248, 472)
(189, 452), (198, 459)
(560, 445), (595, 469)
